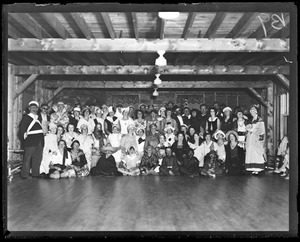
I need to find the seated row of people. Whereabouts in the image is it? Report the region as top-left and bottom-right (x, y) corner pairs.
(42, 127), (246, 179)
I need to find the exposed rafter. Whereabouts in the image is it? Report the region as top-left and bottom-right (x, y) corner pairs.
(131, 12), (139, 40)
(159, 18), (165, 39)
(248, 87), (269, 107)
(276, 74), (290, 90)
(13, 65), (290, 75)
(8, 23), (23, 39)
(9, 13), (49, 39)
(40, 13), (68, 39)
(100, 12), (115, 39)
(8, 38), (290, 52)
(204, 12), (227, 38)
(182, 12), (196, 39)
(226, 12), (257, 38)
(46, 86), (64, 104)
(70, 12), (94, 40)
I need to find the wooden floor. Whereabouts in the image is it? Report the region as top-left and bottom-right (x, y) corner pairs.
(6, 171), (289, 233)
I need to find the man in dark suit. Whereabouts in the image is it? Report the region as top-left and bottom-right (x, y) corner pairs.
(19, 101), (45, 179)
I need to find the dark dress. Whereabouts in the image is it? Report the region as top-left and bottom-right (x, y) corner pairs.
(206, 117), (219, 135)
(90, 154), (123, 176)
(189, 116), (201, 134)
(225, 144), (245, 175)
(221, 116), (234, 134)
(199, 114), (209, 133)
(171, 141), (189, 163)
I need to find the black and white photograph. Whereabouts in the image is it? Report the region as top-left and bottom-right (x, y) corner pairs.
(2, 2), (298, 238)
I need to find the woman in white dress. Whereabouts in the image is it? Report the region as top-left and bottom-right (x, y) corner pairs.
(62, 123), (79, 150)
(77, 124), (94, 170)
(106, 124), (122, 165)
(119, 107), (134, 135)
(40, 123), (59, 174)
(133, 109), (147, 133)
(197, 132), (218, 168)
(77, 107), (95, 135)
(232, 109), (248, 149)
(48, 139), (72, 179)
(245, 105), (266, 175)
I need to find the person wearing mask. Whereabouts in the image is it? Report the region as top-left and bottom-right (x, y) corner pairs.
(38, 103), (50, 135)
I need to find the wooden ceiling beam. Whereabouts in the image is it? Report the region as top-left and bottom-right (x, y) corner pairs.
(43, 80), (270, 89)
(276, 74), (290, 90)
(8, 23), (23, 39)
(70, 12), (94, 40)
(46, 86), (64, 104)
(248, 87), (269, 107)
(8, 38), (290, 52)
(40, 13), (68, 39)
(131, 12), (139, 40)
(13, 65), (290, 75)
(159, 18), (165, 40)
(100, 12), (116, 39)
(182, 12), (196, 39)
(204, 12), (227, 38)
(226, 13), (258, 38)
(9, 13), (46, 39)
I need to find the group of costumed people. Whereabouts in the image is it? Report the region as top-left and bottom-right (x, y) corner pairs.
(18, 99), (275, 180)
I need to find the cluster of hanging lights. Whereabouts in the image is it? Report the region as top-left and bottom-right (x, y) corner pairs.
(152, 12), (180, 96)
(152, 50), (167, 96)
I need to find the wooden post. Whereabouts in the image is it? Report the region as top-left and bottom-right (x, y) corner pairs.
(7, 64), (14, 152)
(13, 74), (39, 100)
(46, 87), (64, 104)
(266, 81), (275, 157)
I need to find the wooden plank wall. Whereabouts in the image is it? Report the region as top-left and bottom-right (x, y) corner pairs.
(8, 66), (25, 161)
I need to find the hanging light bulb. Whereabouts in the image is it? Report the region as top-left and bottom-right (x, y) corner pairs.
(155, 50), (167, 66)
(153, 88), (159, 96)
(154, 74), (162, 85)
(158, 12), (180, 20)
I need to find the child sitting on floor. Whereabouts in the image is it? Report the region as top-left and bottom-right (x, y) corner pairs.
(118, 146), (141, 176)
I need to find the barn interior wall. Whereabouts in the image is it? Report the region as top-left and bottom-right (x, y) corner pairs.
(52, 89), (258, 111)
